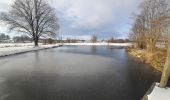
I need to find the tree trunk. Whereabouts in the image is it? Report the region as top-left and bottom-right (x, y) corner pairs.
(159, 47), (170, 88)
(34, 37), (39, 47)
(147, 38), (156, 53)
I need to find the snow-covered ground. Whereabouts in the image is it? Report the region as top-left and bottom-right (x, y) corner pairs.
(147, 83), (170, 100)
(0, 42), (132, 57)
(60, 43), (133, 46)
(0, 43), (59, 57)
(0, 43), (36, 48)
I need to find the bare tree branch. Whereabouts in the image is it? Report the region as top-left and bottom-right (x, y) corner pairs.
(0, 0), (59, 46)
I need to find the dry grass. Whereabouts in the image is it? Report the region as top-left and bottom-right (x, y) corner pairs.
(126, 48), (167, 72)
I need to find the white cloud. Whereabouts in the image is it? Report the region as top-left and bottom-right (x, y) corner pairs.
(0, 0), (13, 12)
(49, 0), (142, 28)
(0, 0), (143, 38)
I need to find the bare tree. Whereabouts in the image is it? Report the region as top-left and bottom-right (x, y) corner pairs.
(0, 0), (59, 46)
(142, 0), (168, 52)
(130, 0), (169, 51)
(130, 14), (147, 49)
(91, 35), (97, 43)
(130, 0), (170, 88)
(108, 37), (115, 43)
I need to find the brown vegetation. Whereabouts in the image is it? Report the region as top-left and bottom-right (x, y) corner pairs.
(126, 48), (166, 72)
(128, 0), (170, 87)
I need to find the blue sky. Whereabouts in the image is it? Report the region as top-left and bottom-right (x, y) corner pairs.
(0, 0), (143, 40)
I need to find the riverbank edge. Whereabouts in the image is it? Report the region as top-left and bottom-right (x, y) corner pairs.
(0, 45), (62, 58)
(125, 48), (166, 72)
(126, 48), (170, 100)
(142, 82), (156, 100)
(142, 82), (170, 100)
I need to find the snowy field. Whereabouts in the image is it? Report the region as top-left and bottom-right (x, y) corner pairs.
(148, 83), (170, 100)
(0, 43), (35, 48)
(0, 43), (132, 48)
(0, 43), (132, 57)
(0, 43), (59, 57)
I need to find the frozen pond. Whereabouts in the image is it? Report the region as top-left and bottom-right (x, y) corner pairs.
(0, 46), (161, 100)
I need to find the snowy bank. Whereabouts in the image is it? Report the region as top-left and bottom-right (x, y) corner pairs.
(0, 43), (35, 48)
(148, 83), (170, 100)
(0, 43), (131, 57)
(142, 82), (170, 100)
(0, 43), (59, 57)
(60, 43), (133, 47)
(126, 48), (166, 72)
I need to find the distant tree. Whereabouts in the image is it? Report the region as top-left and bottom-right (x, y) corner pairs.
(108, 37), (115, 43)
(47, 38), (55, 44)
(91, 35), (97, 43)
(66, 38), (71, 43)
(114, 39), (125, 43)
(6, 35), (10, 40)
(13, 35), (31, 43)
(0, 0), (59, 46)
(0, 33), (10, 40)
(0, 34), (6, 40)
(124, 39), (130, 42)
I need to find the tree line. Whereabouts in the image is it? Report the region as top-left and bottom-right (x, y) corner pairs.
(0, 33), (10, 40)
(130, 0), (170, 51)
(13, 35), (32, 43)
(129, 0), (170, 88)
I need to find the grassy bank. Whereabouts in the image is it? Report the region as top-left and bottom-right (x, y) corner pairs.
(126, 48), (167, 72)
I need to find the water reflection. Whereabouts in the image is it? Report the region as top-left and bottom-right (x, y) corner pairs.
(91, 46), (97, 54)
(1, 73), (60, 100)
(0, 77), (8, 100)
(0, 46), (161, 100)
